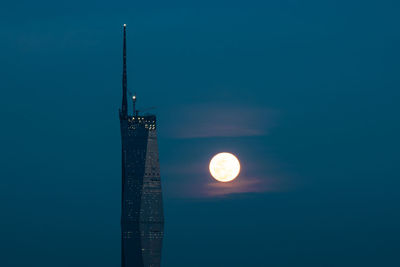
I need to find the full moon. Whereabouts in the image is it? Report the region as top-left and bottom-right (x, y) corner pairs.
(209, 152), (241, 182)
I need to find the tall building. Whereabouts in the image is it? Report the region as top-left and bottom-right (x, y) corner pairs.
(119, 24), (164, 267)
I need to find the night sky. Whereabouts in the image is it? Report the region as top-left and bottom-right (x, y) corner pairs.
(1, 1), (400, 266)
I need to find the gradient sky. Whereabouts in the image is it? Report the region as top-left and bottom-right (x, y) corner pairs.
(1, 1), (400, 266)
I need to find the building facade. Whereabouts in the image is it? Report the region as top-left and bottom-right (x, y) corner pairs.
(119, 24), (164, 267)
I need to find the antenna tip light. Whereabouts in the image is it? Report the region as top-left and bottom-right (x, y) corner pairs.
(123, 24), (126, 27)
(132, 95), (136, 100)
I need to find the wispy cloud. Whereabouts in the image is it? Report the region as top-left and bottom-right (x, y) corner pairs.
(164, 173), (282, 199)
(160, 103), (278, 139)
(204, 176), (279, 197)
(162, 160), (287, 199)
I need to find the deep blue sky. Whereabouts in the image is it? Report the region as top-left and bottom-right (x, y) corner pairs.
(1, 1), (400, 266)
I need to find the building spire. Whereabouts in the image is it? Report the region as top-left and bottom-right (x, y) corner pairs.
(121, 24), (128, 118)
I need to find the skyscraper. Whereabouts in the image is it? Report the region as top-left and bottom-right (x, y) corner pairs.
(119, 24), (164, 267)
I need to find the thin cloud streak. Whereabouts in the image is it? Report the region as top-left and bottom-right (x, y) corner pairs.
(163, 166), (283, 199)
(205, 176), (280, 197)
(160, 103), (278, 139)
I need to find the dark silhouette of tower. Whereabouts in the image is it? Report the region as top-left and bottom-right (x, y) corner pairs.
(119, 24), (164, 267)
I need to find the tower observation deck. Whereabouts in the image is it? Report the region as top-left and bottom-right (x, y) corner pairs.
(119, 24), (164, 267)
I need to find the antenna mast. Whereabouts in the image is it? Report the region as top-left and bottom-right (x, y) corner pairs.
(121, 24), (128, 118)
(132, 94), (136, 115)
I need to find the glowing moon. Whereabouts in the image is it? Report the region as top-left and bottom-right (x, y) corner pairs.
(209, 152), (241, 182)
